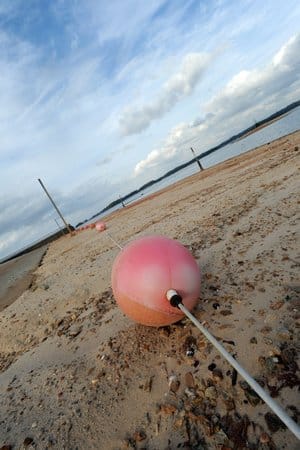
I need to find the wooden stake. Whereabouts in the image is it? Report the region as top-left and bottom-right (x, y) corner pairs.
(190, 147), (204, 171)
(38, 178), (73, 235)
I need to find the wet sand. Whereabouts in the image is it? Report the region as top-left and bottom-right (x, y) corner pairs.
(0, 246), (48, 312)
(0, 130), (299, 449)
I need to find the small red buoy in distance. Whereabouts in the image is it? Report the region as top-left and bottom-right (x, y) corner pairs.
(111, 235), (200, 326)
(96, 221), (106, 232)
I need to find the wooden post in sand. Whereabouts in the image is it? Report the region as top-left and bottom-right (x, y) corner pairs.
(38, 178), (73, 235)
(190, 147), (204, 171)
(54, 218), (67, 235)
(119, 195), (125, 208)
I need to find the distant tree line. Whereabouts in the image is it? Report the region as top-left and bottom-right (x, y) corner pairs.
(76, 99), (300, 227)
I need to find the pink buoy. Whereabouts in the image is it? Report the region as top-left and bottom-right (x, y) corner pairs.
(96, 221), (106, 232)
(111, 235), (200, 326)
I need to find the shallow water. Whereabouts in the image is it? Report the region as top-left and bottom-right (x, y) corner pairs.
(203, 106), (300, 167)
(4, 107), (298, 262)
(99, 106), (300, 215)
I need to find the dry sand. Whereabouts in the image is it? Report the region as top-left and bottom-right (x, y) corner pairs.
(0, 131), (299, 450)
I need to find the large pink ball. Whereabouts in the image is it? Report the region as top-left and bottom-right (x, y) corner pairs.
(96, 221), (106, 232)
(111, 235), (200, 326)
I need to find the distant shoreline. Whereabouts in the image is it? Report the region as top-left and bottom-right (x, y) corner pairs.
(2, 100), (299, 264)
(81, 99), (300, 225)
(235, 111), (290, 140)
(0, 225), (73, 265)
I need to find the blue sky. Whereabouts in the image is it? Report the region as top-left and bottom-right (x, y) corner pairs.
(0, 0), (300, 259)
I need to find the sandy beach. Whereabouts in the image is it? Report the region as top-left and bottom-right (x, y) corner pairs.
(0, 131), (299, 450)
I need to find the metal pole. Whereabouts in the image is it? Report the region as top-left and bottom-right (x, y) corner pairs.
(166, 290), (300, 440)
(38, 178), (73, 235)
(190, 147), (204, 171)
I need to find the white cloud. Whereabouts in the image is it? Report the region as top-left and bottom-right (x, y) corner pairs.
(134, 33), (300, 177)
(272, 34), (299, 67)
(205, 34), (300, 120)
(119, 52), (213, 135)
(1, 1), (300, 260)
(134, 122), (190, 175)
(0, 175), (124, 259)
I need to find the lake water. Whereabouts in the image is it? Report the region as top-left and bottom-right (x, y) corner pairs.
(93, 106), (300, 220)
(202, 107), (300, 167)
(3, 106), (299, 262)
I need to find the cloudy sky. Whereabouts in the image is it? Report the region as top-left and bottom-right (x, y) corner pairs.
(1, 0), (300, 259)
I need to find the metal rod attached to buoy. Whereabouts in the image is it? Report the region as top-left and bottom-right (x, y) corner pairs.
(106, 232), (123, 250)
(166, 289), (300, 440)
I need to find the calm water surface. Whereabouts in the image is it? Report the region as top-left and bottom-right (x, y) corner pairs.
(96, 106), (300, 218)
(203, 106), (300, 167)
(4, 107), (299, 261)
